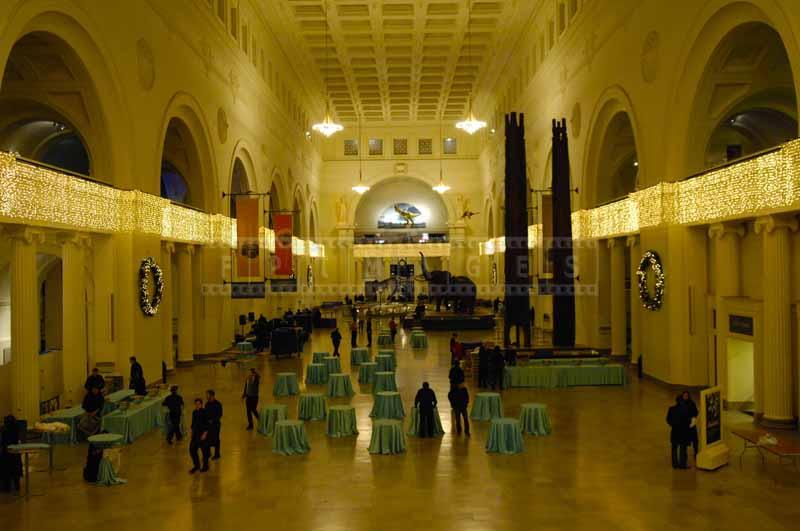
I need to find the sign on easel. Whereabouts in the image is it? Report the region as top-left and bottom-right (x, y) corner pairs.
(697, 386), (730, 470)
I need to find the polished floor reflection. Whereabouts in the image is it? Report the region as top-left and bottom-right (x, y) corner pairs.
(1, 319), (798, 531)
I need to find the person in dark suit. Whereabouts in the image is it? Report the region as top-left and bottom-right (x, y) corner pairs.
(448, 360), (465, 389)
(682, 390), (699, 457)
(129, 356), (146, 395)
(189, 398), (209, 474)
(84, 368), (105, 392)
(79, 386), (105, 438)
(414, 382), (438, 438)
(330, 328), (342, 357)
(366, 318), (373, 347)
(350, 320), (358, 348)
(162, 386), (184, 444)
(448, 383), (470, 436)
(205, 390), (223, 460)
(667, 395), (691, 469)
(242, 368), (260, 430)
(490, 346), (506, 391)
(478, 345), (489, 388)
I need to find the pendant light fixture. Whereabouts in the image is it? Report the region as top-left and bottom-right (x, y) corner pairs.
(312, 0), (343, 137)
(455, 0), (487, 135)
(433, 116), (451, 194)
(352, 115), (369, 194)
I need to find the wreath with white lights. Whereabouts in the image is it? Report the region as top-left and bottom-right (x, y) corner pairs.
(637, 250), (664, 311)
(139, 257), (164, 317)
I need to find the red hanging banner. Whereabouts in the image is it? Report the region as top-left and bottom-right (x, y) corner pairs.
(236, 197), (261, 279)
(272, 213), (293, 276)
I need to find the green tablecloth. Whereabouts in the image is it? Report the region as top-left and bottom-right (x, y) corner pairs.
(370, 391), (405, 419)
(407, 406), (444, 437)
(486, 418), (525, 455)
(305, 363), (328, 385)
(503, 365), (627, 389)
(411, 333), (428, 348)
(373, 371), (398, 394)
(327, 405), (359, 438)
(519, 403), (551, 436)
(236, 341), (255, 353)
(525, 358), (607, 366)
(377, 349), (396, 360)
(376, 354), (396, 372)
(273, 372), (300, 397)
(323, 356), (342, 375)
(96, 457), (127, 486)
(470, 392), (504, 421)
(378, 333), (393, 347)
(272, 420), (311, 455)
(312, 352), (329, 364)
(358, 362), (378, 384)
(368, 419), (406, 455)
(298, 393), (327, 421)
(88, 433), (124, 448)
(257, 404), (288, 436)
(327, 373), (355, 398)
(101, 393), (166, 443)
(351, 347), (370, 365)
(104, 389), (136, 415)
(42, 405), (84, 444)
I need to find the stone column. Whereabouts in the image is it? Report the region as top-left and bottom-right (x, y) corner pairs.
(161, 242), (175, 372)
(626, 235), (641, 363)
(7, 227), (43, 421)
(755, 215), (797, 427)
(60, 232), (90, 406)
(608, 238), (627, 357)
(708, 223), (743, 298)
(176, 244), (195, 364)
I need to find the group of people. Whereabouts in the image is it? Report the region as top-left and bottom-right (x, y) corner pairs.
(331, 316), (383, 355)
(477, 344), (513, 390)
(666, 391), (699, 469)
(159, 386), (224, 474)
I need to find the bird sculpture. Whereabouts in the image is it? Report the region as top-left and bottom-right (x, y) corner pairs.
(393, 204), (421, 226)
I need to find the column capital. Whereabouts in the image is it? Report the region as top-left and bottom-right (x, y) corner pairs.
(625, 235), (640, 248)
(176, 243), (195, 256)
(162, 241), (176, 254)
(754, 215), (798, 235)
(708, 222), (745, 240)
(57, 231), (91, 248)
(606, 237), (623, 249)
(2, 224), (45, 245)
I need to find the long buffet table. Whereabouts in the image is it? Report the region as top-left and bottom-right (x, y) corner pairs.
(101, 392), (168, 443)
(503, 363), (627, 389)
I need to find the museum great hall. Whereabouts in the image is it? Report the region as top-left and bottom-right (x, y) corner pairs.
(1, 1), (800, 529)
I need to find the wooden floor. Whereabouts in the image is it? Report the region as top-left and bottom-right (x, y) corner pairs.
(1, 317), (799, 531)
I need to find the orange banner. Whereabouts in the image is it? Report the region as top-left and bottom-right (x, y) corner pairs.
(273, 213), (293, 276)
(236, 197), (261, 279)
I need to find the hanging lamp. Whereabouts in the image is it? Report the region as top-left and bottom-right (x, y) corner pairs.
(433, 117), (450, 194)
(352, 116), (369, 194)
(455, 0), (487, 135)
(312, 0), (343, 137)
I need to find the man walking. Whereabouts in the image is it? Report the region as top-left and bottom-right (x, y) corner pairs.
(666, 395), (690, 469)
(162, 386), (184, 444)
(350, 320), (358, 348)
(205, 389), (223, 460)
(414, 382), (438, 438)
(366, 317), (373, 347)
(189, 398), (209, 474)
(478, 345), (489, 388)
(448, 383), (470, 436)
(242, 368), (260, 430)
(129, 356), (146, 395)
(330, 327), (342, 357)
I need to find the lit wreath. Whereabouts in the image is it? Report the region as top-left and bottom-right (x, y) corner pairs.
(637, 250), (664, 311)
(139, 257), (164, 317)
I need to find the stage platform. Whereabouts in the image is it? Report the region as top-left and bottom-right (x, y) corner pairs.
(403, 311), (495, 331)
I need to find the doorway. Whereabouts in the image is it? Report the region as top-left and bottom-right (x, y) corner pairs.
(726, 337), (754, 412)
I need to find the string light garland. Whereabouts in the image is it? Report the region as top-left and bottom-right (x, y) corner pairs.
(636, 250), (664, 311)
(139, 257), (164, 316)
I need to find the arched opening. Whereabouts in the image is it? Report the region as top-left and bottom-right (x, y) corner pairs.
(0, 32), (105, 177)
(229, 157), (250, 217)
(267, 180), (281, 229)
(688, 22), (797, 172)
(593, 112), (638, 206)
(160, 117), (207, 210)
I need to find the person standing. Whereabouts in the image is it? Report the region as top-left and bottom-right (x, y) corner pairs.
(682, 390), (699, 457)
(162, 386), (184, 444)
(162, 360), (168, 384)
(242, 368), (261, 430)
(490, 346), (506, 391)
(389, 318), (398, 342)
(84, 367), (105, 392)
(366, 317), (373, 347)
(449, 333), (458, 362)
(414, 382), (438, 438)
(129, 356), (146, 395)
(78, 386), (105, 438)
(478, 345), (489, 388)
(666, 395), (690, 469)
(205, 390), (223, 460)
(189, 399), (209, 474)
(448, 383), (470, 436)
(0, 415), (22, 492)
(350, 320), (358, 348)
(358, 318), (365, 333)
(505, 343), (518, 367)
(330, 327), (342, 357)
(448, 360), (465, 389)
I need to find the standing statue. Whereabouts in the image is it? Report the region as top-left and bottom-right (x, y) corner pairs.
(335, 195), (347, 224)
(418, 252), (476, 313)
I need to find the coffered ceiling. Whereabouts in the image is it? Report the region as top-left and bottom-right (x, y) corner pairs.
(273, 0), (534, 125)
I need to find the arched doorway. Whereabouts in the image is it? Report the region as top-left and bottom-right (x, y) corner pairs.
(229, 157), (250, 217)
(160, 117), (207, 210)
(0, 33), (105, 177)
(687, 22), (797, 172)
(592, 111), (638, 207)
